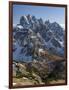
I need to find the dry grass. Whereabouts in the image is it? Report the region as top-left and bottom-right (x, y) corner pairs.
(40, 50), (64, 61)
(49, 80), (65, 84)
(13, 77), (41, 86)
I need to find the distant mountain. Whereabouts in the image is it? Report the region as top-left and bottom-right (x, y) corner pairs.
(13, 14), (64, 62)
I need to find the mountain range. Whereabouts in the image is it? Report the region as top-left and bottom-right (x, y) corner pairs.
(13, 14), (64, 62)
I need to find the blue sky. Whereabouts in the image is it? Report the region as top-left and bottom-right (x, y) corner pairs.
(13, 4), (65, 28)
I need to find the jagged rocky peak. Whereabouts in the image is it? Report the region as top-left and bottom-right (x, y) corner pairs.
(27, 14), (32, 21)
(32, 15), (36, 21)
(44, 20), (50, 29)
(52, 22), (59, 26)
(20, 14), (35, 25)
(20, 15), (29, 26)
(45, 20), (50, 24)
(38, 18), (43, 25)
